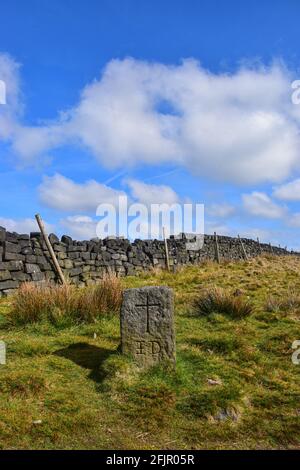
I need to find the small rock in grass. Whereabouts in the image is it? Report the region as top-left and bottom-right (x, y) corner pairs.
(207, 378), (222, 386)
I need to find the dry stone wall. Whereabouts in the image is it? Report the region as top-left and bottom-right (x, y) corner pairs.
(0, 225), (294, 296)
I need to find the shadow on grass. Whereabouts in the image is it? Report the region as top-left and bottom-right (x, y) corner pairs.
(54, 342), (117, 383)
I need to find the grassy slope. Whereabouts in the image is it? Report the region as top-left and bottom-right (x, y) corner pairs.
(0, 256), (299, 449)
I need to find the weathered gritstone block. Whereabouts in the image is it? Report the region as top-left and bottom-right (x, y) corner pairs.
(121, 286), (176, 368)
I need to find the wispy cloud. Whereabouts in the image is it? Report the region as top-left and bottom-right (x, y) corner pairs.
(242, 191), (286, 219)
(273, 178), (300, 201)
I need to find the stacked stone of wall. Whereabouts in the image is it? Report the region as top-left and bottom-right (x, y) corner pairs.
(0, 225), (295, 296)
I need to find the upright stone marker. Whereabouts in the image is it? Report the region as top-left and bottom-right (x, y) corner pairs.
(121, 286), (175, 367)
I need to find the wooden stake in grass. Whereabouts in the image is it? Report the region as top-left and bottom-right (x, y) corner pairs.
(238, 235), (248, 260)
(257, 237), (262, 255)
(35, 213), (66, 285)
(163, 226), (170, 272)
(214, 232), (220, 264)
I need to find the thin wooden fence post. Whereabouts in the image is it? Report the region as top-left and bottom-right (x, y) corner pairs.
(257, 237), (262, 255)
(163, 227), (170, 272)
(35, 214), (66, 285)
(238, 235), (248, 260)
(214, 232), (220, 264)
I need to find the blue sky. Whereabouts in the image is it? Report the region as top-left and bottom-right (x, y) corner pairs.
(1, 0), (300, 248)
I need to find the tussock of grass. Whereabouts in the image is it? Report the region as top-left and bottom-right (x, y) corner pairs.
(265, 290), (300, 314)
(194, 287), (254, 319)
(9, 274), (123, 326)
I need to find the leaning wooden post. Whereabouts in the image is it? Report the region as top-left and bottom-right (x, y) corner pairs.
(35, 214), (66, 285)
(214, 232), (220, 264)
(162, 227), (170, 272)
(238, 234), (248, 260)
(257, 237), (262, 255)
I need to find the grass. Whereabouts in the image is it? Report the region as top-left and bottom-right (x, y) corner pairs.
(9, 273), (122, 326)
(0, 255), (300, 449)
(193, 287), (254, 319)
(265, 289), (300, 316)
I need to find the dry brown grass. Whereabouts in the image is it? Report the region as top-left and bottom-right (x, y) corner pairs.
(265, 289), (300, 314)
(77, 273), (123, 322)
(9, 273), (123, 326)
(194, 287), (254, 319)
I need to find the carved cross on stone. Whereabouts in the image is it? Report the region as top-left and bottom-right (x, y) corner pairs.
(136, 294), (161, 334)
(120, 286), (176, 368)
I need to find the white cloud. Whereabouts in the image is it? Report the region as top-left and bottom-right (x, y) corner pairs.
(39, 175), (183, 239)
(288, 212), (300, 227)
(11, 124), (66, 163)
(242, 191), (286, 219)
(2, 55), (300, 185)
(39, 173), (181, 214)
(125, 178), (179, 205)
(39, 173), (126, 212)
(0, 217), (53, 234)
(206, 203), (235, 218)
(60, 215), (98, 240)
(273, 178), (300, 201)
